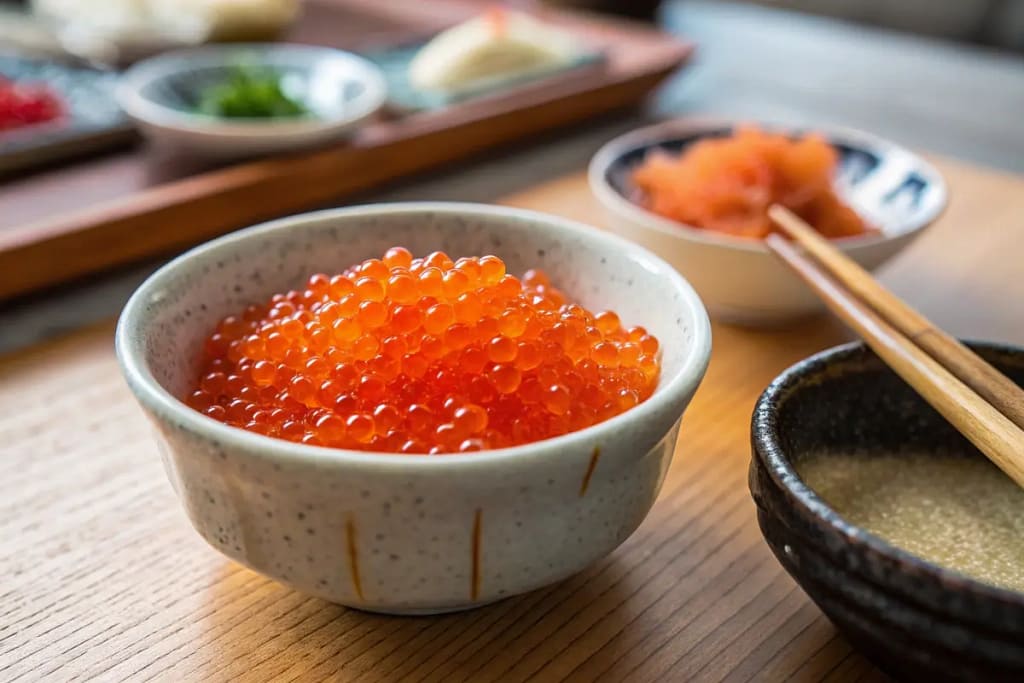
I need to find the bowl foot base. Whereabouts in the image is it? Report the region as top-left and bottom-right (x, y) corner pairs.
(341, 597), (505, 616)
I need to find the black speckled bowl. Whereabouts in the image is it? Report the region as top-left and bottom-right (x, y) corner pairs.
(750, 341), (1024, 682)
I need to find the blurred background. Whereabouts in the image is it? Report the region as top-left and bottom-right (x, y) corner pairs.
(614, 0), (1021, 51)
(0, 0), (1021, 349)
(560, 0), (1024, 51)
(733, 0), (1024, 51)
(2, 0), (1023, 53)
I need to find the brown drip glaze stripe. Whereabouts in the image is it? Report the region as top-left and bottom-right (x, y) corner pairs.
(471, 509), (482, 601)
(345, 515), (364, 601)
(580, 446), (601, 497)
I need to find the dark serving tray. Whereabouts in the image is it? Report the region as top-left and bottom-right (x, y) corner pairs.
(0, 55), (136, 175)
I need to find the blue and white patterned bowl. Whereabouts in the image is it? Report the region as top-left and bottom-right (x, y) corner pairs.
(117, 44), (386, 158)
(115, 202), (711, 614)
(589, 118), (948, 325)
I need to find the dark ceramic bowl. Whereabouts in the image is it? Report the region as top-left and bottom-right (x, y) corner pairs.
(750, 341), (1024, 682)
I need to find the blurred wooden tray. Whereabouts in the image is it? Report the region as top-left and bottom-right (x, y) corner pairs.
(0, 0), (692, 301)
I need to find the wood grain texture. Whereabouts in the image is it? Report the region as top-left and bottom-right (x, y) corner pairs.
(3, 158), (1024, 682)
(0, 0), (691, 302)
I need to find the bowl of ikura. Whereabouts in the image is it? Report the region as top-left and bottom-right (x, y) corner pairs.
(116, 202), (711, 614)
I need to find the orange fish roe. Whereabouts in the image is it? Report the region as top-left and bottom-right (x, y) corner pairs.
(187, 249), (661, 454)
(632, 126), (874, 240)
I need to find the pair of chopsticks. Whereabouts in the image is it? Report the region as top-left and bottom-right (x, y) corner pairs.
(765, 206), (1024, 489)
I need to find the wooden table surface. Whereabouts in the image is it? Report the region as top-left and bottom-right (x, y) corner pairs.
(3, 155), (1023, 682)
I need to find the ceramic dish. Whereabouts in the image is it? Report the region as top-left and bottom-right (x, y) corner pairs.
(360, 40), (604, 113)
(750, 341), (1024, 682)
(0, 55), (134, 175)
(117, 43), (386, 158)
(589, 118), (948, 325)
(116, 202), (712, 614)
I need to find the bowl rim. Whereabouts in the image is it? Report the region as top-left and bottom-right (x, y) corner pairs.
(588, 116), (949, 254)
(116, 42), (387, 136)
(751, 339), (1024, 607)
(116, 201), (713, 472)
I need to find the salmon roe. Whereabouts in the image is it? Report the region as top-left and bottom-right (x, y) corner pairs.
(188, 249), (661, 454)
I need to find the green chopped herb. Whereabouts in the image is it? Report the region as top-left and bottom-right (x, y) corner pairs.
(196, 65), (308, 119)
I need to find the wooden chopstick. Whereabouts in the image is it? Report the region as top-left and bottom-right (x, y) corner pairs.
(764, 227), (1024, 489)
(768, 204), (1024, 432)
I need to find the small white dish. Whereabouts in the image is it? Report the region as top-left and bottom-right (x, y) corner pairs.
(115, 202), (712, 614)
(117, 43), (386, 158)
(408, 9), (581, 95)
(589, 118), (948, 325)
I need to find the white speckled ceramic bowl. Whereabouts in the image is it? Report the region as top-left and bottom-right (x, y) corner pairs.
(589, 118), (947, 326)
(116, 203), (711, 614)
(117, 44), (386, 158)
